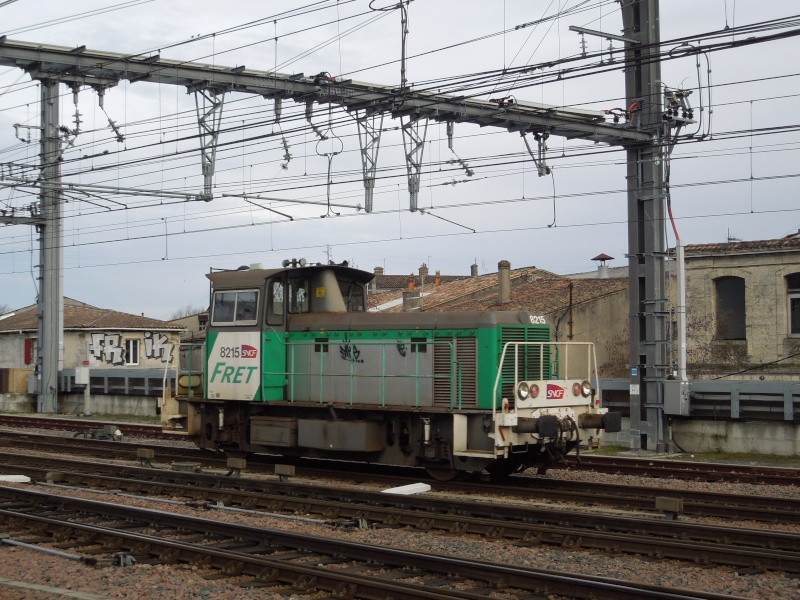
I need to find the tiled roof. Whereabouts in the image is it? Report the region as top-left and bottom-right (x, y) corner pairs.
(367, 290), (403, 310)
(371, 266), (541, 312)
(0, 304), (184, 333)
(685, 236), (800, 254)
(444, 277), (628, 315)
(373, 273), (468, 291)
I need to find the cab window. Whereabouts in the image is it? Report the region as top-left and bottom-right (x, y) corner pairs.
(211, 289), (258, 325)
(339, 279), (365, 312)
(266, 279), (285, 326)
(288, 277), (309, 313)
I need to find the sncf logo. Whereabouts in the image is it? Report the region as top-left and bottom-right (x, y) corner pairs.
(241, 345), (258, 359)
(546, 384), (565, 400)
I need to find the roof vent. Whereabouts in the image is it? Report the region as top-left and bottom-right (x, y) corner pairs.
(591, 253), (614, 279)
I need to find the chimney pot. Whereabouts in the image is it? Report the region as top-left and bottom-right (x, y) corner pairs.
(498, 260), (511, 306)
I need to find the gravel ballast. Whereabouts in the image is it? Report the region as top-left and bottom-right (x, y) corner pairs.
(0, 434), (799, 599)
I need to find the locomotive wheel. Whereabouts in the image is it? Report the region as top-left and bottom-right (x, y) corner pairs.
(425, 467), (458, 481)
(485, 459), (522, 482)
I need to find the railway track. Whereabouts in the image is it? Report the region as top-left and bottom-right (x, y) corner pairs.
(0, 485), (752, 600)
(0, 414), (170, 439)
(0, 430), (796, 525)
(563, 455), (800, 486)
(1, 450), (800, 573)
(2, 414), (799, 485)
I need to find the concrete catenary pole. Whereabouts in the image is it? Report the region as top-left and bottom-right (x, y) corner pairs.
(36, 78), (64, 413)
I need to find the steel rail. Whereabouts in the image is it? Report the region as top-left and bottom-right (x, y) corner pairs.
(3, 416), (800, 486)
(0, 486), (750, 600)
(1, 452), (800, 572)
(0, 431), (797, 524)
(563, 455), (800, 486)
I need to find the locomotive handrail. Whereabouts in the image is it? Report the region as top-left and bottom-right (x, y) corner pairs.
(269, 339), (459, 408)
(491, 341), (601, 423)
(176, 341), (205, 400)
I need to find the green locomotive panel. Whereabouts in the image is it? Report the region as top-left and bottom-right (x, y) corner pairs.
(167, 262), (620, 478)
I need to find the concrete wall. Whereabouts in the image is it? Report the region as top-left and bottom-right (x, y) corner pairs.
(567, 287), (629, 378)
(602, 417), (800, 456)
(0, 393), (35, 413)
(0, 392), (156, 416)
(0, 335), (29, 369)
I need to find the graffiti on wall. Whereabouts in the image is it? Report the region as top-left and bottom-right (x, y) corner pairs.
(144, 331), (174, 364)
(88, 331), (175, 366)
(88, 333), (125, 365)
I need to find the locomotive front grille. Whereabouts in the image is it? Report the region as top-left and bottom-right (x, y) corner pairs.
(434, 337), (477, 408)
(500, 327), (550, 401)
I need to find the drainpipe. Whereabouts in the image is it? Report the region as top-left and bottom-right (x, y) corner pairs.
(676, 241), (687, 381)
(567, 282), (574, 340)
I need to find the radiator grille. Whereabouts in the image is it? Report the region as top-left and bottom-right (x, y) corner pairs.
(434, 338), (477, 408)
(499, 326), (550, 401)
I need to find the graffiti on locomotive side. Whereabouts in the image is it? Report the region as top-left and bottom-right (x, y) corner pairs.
(89, 333), (124, 365)
(339, 334), (363, 363)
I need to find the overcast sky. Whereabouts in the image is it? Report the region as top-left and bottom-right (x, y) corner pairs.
(1, 1), (798, 319)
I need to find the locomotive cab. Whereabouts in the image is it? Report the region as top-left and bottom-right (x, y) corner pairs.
(164, 261), (621, 480)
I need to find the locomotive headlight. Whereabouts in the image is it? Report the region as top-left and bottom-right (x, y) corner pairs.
(581, 380), (592, 397)
(517, 381), (530, 400)
(530, 384), (540, 398)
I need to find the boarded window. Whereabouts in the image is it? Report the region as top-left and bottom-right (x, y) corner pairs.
(24, 338), (34, 365)
(714, 276), (746, 340)
(787, 273), (800, 336)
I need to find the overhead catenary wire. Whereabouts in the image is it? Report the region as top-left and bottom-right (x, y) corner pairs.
(1, 4), (798, 275)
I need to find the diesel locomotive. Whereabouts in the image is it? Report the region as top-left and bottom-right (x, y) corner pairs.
(162, 260), (621, 479)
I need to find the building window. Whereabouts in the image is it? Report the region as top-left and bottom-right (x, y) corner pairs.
(714, 276), (746, 340)
(787, 273), (800, 336)
(125, 339), (140, 365)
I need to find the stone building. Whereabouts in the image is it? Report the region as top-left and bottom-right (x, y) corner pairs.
(683, 236), (800, 380)
(0, 300), (184, 413)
